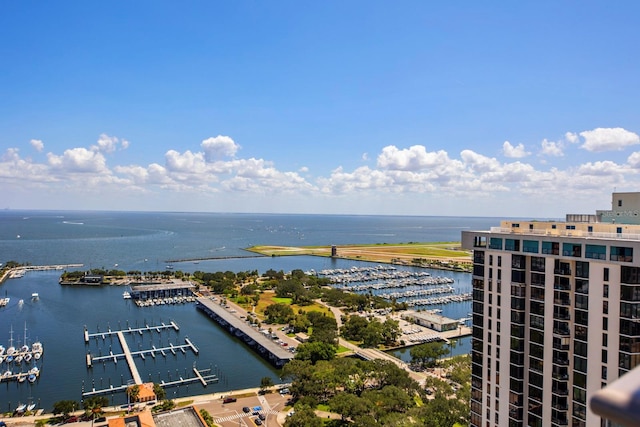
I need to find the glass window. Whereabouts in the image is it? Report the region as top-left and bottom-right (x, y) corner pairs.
(505, 239), (520, 251)
(489, 237), (503, 250)
(585, 244), (606, 260)
(563, 242), (582, 257)
(523, 240), (539, 253)
(611, 246), (633, 262)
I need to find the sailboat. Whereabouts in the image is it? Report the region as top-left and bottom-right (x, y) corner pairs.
(26, 398), (36, 411)
(15, 402), (26, 412)
(6, 325), (15, 356)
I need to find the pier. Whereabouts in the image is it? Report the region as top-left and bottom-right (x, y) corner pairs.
(196, 297), (294, 368)
(84, 321), (179, 343)
(86, 337), (198, 367)
(83, 323), (215, 399)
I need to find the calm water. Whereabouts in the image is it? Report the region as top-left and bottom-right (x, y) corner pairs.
(0, 210), (499, 411)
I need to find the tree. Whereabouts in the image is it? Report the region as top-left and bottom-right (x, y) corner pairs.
(264, 303), (295, 324)
(329, 393), (373, 421)
(410, 341), (448, 368)
(341, 315), (369, 341)
(381, 318), (401, 346)
(83, 396), (109, 422)
(52, 400), (78, 418)
(283, 405), (322, 427)
(153, 383), (166, 400)
(294, 341), (337, 364)
(127, 384), (140, 403)
(260, 376), (274, 394)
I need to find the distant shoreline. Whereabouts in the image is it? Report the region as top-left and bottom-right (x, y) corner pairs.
(246, 241), (473, 273)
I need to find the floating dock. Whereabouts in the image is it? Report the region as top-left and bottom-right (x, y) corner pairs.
(83, 322), (212, 399)
(84, 321), (179, 343)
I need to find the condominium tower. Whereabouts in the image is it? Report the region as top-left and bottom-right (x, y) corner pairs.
(461, 193), (640, 427)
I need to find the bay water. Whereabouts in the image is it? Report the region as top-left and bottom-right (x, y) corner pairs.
(0, 210), (498, 412)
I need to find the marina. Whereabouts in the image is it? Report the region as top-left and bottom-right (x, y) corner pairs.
(0, 211), (483, 409)
(82, 322), (214, 399)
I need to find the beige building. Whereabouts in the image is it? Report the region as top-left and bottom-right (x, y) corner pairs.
(461, 193), (640, 427)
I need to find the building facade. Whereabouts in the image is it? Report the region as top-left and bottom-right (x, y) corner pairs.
(461, 194), (640, 427)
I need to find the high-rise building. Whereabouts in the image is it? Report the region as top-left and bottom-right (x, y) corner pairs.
(461, 193), (640, 427)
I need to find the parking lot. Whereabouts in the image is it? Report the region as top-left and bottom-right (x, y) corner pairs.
(192, 389), (291, 427)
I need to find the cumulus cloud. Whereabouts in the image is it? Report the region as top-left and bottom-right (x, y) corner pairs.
(540, 139), (564, 157)
(30, 139), (44, 152)
(565, 132), (579, 144)
(201, 135), (239, 161)
(377, 145), (452, 171)
(628, 152), (640, 168)
(92, 133), (129, 153)
(164, 150), (207, 173)
(580, 127), (640, 152)
(502, 141), (530, 158)
(47, 148), (108, 173)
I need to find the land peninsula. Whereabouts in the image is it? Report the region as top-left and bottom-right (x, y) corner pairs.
(247, 241), (473, 272)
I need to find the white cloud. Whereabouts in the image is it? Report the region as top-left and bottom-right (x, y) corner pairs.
(92, 133), (129, 153)
(47, 148), (108, 173)
(627, 152), (640, 168)
(540, 139), (564, 157)
(580, 127), (640, 152)
(377, 145), (452, 171)
(565, 132), (579, 144)
(30, 139), (44, 152)
(502, 141), (530, 158)
(201, 135), (239, 161)
(164, 150), (207, 173)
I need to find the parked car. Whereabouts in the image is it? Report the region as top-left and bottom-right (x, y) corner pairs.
(243, 406), (251, 413)
(223, 397), (237, 404)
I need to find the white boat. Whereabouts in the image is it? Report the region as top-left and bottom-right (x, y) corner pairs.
(31, 293), (39, 300)
(28, 373), (37, 383)
(14, 354), (23, 364)
(0, 344), (5, 355)
(18, 374), (26, 383)
(27, 402), (36, 411)
(31, 341), (43, 357)
(123, 291), (131, 299)
(24, 353), (32, 362)
(33, 352), (41, 360)
(16, 402), (26, 412)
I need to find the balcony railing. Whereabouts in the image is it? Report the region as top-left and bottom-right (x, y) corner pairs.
(490, 227), (640, 242)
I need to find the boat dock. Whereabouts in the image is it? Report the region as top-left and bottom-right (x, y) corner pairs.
(83, 322), (213, 399)
(86, 337), (198, 368)
(83, 321), (179, 343)
(81, 365), (218, 398)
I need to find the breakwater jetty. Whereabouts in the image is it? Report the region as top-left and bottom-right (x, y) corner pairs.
(0, 264), (84, 283)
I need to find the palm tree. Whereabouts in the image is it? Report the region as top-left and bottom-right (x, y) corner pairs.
(83, 396), (108, 426)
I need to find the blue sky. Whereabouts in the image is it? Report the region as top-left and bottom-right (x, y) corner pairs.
(1, 1), (639, 217)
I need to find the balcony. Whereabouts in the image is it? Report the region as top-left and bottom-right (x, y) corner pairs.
(551, 417), (569, 426)
(552, 387), (569, 396)
(553, 357), (570, 366)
